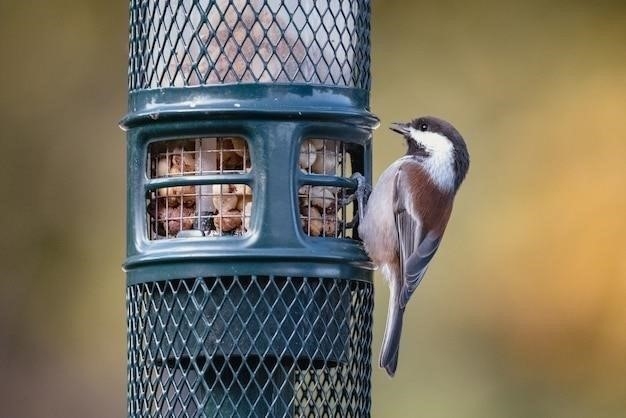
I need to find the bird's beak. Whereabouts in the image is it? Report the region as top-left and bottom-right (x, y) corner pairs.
(389, 122), (410, 136)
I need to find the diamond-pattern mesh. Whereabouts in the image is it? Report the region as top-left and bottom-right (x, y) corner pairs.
(129, 0), (371, 90)
(128, 276), (373, 417)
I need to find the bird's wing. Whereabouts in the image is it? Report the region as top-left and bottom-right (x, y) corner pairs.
(393, 167), (443, 309)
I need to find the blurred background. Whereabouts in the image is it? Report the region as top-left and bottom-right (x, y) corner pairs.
(0, 0), (624, 416)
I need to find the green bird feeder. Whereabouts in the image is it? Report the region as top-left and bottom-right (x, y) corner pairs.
(121, 0), (378, 416)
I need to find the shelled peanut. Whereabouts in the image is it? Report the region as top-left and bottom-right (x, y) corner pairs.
(212, 183), (252, 234)
(299, 139), (341, 175)
(220, 138), (250, 171)
(299, 186), (339, 237)
(147, 203), (195, 237)
(155, 147), (196, 207)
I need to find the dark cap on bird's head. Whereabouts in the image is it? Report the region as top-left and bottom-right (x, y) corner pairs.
(390, 116), (469, 190)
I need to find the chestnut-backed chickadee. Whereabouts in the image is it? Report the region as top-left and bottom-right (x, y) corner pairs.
(358, 116), (470, 377)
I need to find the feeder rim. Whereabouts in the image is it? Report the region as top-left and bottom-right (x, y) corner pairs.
(120, 84), (380, 130)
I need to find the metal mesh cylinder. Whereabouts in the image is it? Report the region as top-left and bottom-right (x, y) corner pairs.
(123, 1), (377, 416)
(129, 0), (370, 89)
(127, 276), (372, 416)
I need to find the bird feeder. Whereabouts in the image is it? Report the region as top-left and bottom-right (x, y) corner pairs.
(121, 0), (378, 416)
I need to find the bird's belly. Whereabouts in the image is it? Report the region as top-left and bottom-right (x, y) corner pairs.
(358, 167), (399, 267)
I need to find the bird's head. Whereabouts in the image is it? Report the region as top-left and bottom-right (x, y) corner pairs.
(390, 116), (470, 191)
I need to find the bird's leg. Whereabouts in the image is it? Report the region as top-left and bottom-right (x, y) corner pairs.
(340, 172), (371, 230)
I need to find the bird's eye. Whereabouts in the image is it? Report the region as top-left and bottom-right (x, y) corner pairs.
(419, 123), (428, 132)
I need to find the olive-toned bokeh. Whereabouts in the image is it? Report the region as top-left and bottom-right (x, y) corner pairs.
(1, 1), (624, 417)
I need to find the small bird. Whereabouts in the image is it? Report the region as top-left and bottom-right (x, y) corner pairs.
(358, 116), (470, 377)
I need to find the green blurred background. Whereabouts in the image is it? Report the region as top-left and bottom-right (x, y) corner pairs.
(1, 0), (624, 416)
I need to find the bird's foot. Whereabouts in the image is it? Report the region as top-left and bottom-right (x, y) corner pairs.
(340, 172), (371, 230)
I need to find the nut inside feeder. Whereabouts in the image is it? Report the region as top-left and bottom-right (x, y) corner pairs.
(298, 139), (359, 239)
(146, 137), (252, 239)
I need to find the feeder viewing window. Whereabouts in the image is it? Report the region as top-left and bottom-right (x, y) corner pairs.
(146, 137), (253, 239)
(298, 139), (361, 239)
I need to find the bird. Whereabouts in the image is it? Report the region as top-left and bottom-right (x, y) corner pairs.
(358, 116), (470, 377)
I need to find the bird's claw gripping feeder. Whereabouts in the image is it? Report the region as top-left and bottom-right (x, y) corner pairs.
(121, 0), (378, 416)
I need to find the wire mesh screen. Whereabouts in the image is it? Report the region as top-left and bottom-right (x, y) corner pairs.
(128, 0), (371, 90)
(146, 137), (252, 239)
(127, 276), (373, 417)
(298, 139), (361, 239)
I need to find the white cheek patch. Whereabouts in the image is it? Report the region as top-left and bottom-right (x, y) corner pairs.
(409, 129), (455, 191)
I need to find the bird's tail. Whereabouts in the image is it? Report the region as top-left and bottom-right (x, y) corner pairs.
(379, 295), (405, 377)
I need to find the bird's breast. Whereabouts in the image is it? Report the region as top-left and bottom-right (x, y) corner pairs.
(358, 161), (403, 266)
